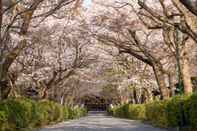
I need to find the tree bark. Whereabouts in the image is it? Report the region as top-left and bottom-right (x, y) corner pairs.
(0, 0), (2, 41)
(168, 73), (175, 96)
(152, 63), (170, 99)
(0, 58), (10, 100)
(0, 79), (11, 100)
(0, 1), (41, 100)
(180, 46), (193, 94)
(180, 0), (197, 16)
(133, 87), (138, 104)
(174, 27), (193, 94)
(0, 38), (27, 100)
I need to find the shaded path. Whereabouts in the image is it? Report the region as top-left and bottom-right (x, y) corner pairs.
(39, 111), (167, 131)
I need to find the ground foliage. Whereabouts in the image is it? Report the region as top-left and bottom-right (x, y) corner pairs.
(108, 93), (197, 129)
(0, 98), (87, 130)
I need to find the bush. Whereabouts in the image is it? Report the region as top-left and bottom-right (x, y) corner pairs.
(0, 111), (9, 130)
(73, 107), (87, 118)
(107, 108), (113, 115)
(108, 93), (197, 129)
(0, 111), (8, 122)
(127, 104), (146, 120)
(63, 106), (70, 120)
(54, 103), (65, 122)
(0, 98), (87, 131)
(108, 104), (146, 120)
(67, 107), (87, 119)
(67, 107), (75, 119)
(166, 95), (190, 127)
(112, 104), (128, 118)
(189, 93), (197, 128)
(38, 101), (63, 122)
(0, 98), (34, 129)
(34, 100), (53, 126)
(145, 100), (169, 127)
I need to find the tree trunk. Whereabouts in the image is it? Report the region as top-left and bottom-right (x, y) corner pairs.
(41, 87), (48, 99)
(179, 0), (197, 16)
(0, 0), (3, 39)
(133, 87), (139, 104)
(60, 94), (65, 105)
(0, 79), (11, 100)
(173, 21), (193, 94)
(168, 73), (176, 96)
(0, 37), (28, 100)
(0, 59), (11, 100)
(152, 63), (170, 99)
(180, 46), (193, 94)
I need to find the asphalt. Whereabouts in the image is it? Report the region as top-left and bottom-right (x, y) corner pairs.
(38, 111), (167, 131)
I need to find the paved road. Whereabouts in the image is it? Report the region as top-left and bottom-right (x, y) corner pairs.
(39, 111), (167, 131)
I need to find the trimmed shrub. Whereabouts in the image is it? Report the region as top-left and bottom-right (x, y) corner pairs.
(0, 98), (87, 131)
(113, 104), (128, 118)
(67, 107), (75, 119)
(127, 104), (146, 120)
(0, 98), (34, 129)
(34, 100), (52, 126)
(75, 107), (88, 118)
(145, 100), (169, 127)
(166, 95), (190, 127)
(189, 93), (197, 128)
(0, 111), (9, 130)
(108, 93), (197, 129)
(109, 104), (146, 120)
(67, 107), (87, 119)
(63, 106), (70, 120)
(107, 108), (113, 115)
(0, 111), (8, 123)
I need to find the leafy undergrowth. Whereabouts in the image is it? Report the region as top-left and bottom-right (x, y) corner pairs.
(108, 93), (197, 129)
(0, 98), (87, 131)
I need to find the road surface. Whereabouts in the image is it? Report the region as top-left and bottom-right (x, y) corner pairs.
(38, 111), (167, 131)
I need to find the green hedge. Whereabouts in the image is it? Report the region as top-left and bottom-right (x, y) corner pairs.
(189, 93), (197, 128)
(108, 104), (145, 120)
(108, 104), (146, 120)
(0, 98), (87, 131)
(146, 100), (169, 127)
(108, 93), (197, 128)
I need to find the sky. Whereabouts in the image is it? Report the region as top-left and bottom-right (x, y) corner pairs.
(83, 0), (92, 7)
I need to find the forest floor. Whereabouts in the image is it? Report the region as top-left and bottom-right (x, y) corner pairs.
(38, 111), (168, 131)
